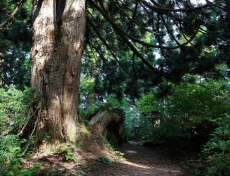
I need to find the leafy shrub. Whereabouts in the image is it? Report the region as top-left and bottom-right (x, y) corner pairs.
(0, 135), (26, 175)
(18, 164), (40, 176)
(201, 114), (230, 176)
(0, 86), (40, 175)
(163, 81), (230, 139)
(0, 85), (40, 135)
(0, 85), (27, 134)
(147, 79), (230, 145)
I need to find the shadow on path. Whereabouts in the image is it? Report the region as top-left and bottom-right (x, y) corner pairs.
(85, 142), (193, 176)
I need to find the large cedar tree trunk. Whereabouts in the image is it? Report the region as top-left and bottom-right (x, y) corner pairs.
(31, 0), (85, 149)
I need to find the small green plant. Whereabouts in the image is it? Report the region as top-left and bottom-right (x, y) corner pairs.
(40, 132), (51, 140)
(77, 140), (83, 148)
(60, 148), (78, 162)
(81, 124), (89, 137)
(18, 164), (40, 176)
(76, 169), (86, 175)
(96, 157), (111, 165)
(104, 141), (124, 160)
(113, 150), (125, 160)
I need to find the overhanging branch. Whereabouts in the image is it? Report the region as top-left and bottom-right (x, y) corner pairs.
(0, 0), (24, 29)
(139, 0), (214, 12)
(92, 0), (199, 49)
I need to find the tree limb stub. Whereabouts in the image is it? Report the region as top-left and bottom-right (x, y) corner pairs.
(89, 110), (122, 135)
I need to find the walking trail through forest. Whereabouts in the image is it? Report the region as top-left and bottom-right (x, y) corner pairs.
(82, 141), (194, 176)
(28, 141), (196, 175)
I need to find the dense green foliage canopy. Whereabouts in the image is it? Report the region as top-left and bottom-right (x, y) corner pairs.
(1, 0), (230, 96)
(1, 1), (230, 175)
(84, 0), (230, 99)
(0, 0), (31, 89)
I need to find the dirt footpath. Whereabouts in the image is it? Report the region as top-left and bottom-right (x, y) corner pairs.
(85, 142), (194, 176)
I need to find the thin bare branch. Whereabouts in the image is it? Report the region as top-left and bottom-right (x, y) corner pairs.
(92, 0), (198, 49)
(0, 0), (24, 29)
(139, 0), (214, 12)
(87, 15), (131, 76)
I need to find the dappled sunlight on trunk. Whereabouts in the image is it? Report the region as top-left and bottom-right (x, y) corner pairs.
(31, 0), (85, 148)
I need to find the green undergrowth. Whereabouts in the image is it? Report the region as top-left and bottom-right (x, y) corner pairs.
(0, 86), (40, 176)
(103, 141), (125, 161)
(199, 114), (230, 176)
(96, 156), (111, 165)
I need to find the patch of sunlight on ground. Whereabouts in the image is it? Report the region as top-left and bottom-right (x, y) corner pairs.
(123, 160), (150, 169)
(116, 156), (183, 174)
(125, 150), (137, 154)
(122, 160), (181, 173)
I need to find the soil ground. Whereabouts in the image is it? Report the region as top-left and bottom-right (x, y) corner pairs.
(83, 142), (194, 176)
(26, 141), (198, 176)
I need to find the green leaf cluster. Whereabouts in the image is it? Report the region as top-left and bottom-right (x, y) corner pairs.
(202, 115), (230, 176)
(96, 156), (111, 165)
(135, 76), (230, 144)
(0, 85), (40, 134)
(0, 135), (26, 175)
(0, 86), (40, 175)
(60, 148), (78, 162)
(0, 85), (28, 134)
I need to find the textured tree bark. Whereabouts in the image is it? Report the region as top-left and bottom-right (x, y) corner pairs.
(31, 0), (85, 150)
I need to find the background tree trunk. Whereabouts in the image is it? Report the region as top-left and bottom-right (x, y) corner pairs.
(31, 0), (85, 149)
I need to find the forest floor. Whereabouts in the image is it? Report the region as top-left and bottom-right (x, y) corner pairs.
(82, 141), (196, 176)
(23, 140), (200, 176)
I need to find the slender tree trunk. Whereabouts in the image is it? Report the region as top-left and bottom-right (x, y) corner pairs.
(31, 0), (85, 150)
